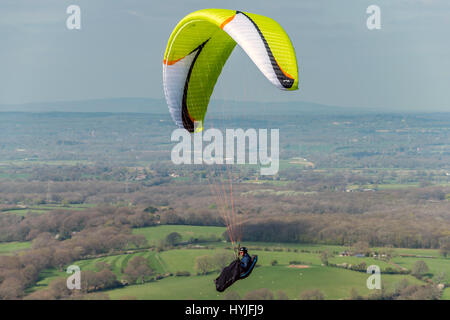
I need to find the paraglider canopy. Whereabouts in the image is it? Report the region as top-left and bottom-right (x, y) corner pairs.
(163, 8), (299, 133)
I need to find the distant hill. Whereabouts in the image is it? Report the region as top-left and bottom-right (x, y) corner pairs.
(0, 98), (167, 114)
(207, 99), (377, 116)
(0, 97), (379, 116)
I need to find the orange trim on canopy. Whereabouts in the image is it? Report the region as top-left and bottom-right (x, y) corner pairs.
(163, 56), (185, 65)
(275, 58), (294, 79)
(220, 14), (235, 29)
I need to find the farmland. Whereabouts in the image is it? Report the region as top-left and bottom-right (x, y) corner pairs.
(0, 242), (31, 255)
(1, 110), (449, 300)
(105, 266), (423, 300)
(0, 204), (96, 216)
(22, 225), (449, 300)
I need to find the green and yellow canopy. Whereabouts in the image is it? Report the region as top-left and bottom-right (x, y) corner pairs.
(163, 9), (299, 132)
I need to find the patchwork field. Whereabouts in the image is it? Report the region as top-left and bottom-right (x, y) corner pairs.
(132, 225), (226, 245)
(105, 265), (424, 300)
(21, 225), (448, 300)
(0, 241), (31, 255)
(1, 204), (97, 216)
(442, 288), (450, 300)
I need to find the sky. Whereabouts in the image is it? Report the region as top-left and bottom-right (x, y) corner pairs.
(0, 0), (449, 111)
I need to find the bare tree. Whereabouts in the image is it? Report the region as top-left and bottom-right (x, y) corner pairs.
(299, 289), (325, 300)
(243, 288), (274, 300)
(123, 256), (153, 284)
(195, 255), (213, 275)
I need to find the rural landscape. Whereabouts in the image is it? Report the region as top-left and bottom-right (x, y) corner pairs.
(0, 99), (449, 300)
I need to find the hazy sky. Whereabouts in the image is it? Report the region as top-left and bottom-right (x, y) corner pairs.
(1, 0), (449, 111)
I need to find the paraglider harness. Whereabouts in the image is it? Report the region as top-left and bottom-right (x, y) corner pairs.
(214, 244), (258, 292)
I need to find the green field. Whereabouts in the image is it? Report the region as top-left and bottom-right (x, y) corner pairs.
(29, 269), (67, 293)
(0, 160), (94, 166)
(24, 225), (449, 300)
(382, 247), (441, 257)
(105, 265), (423, 300)
(442, 288), (450, 300)
(75, 251), (168, 276)
(241, 189), (316, 197)
(0, 241), (31, 255)
(133, 225), (227, 245)
(391, 256), (450, 284)
(0, 172), (30, 179)
(1, 204), (97, 216)
(346, 183), (420, 191)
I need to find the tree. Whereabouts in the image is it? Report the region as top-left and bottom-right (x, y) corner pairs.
(439, 240), (450, 258)
(407, 285), (441, 300)
(165, 232), (182, 246)
(367, 287), (391, 300)
(352, 241), (370, 256)
(276, 290), (289, 300)
(244, 288), (274, 300)
(433, 271), (446, 285)
(357, 261), (367, 272)
(320, 251), (329, 266)
(129, 234), (149, 248)
(144, 206), (158, 214)
(299, 289), (324, 300)
(0, 277), (25, 300)
(156, 239), (167, 252)
(394, 279), (410, 295)
(396, 284), (441, 300)
(195, 255), (213, 275)
(411, 260), (429, 277)
(80, 270), (98, 293)
(224, 291), (241, 300)
(349, 288), (362, 300)
(22, 264), (40, 285)
(32, 232), (56, 249)
(213, 251), (234, 271)
(381, 245), (395, 261)
(78, 292), (110, 300)
(53, 248), (74, 271)
(123, 256), (153, 284)
(48, 277), (72, 299)
(24, 288), (56, 300)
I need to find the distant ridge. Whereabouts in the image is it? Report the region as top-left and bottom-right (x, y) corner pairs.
(0, 97), (428, 115)
(0, 98), (167, 114)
